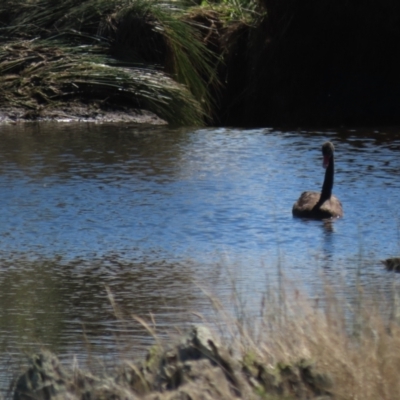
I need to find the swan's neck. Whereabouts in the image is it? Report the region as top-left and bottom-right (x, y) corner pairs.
(321, 156), (334, 199)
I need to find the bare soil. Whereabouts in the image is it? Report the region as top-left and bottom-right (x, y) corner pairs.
(0, 103), (167, 125)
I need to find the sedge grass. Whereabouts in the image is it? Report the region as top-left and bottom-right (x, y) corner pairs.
(105, 0), (219, 118)
(0, 40), (204, 125)
(0, 0), (223, 124)
(198, 270), (400, 400)
(75, 265), (400, 400)
(199, 0), (264, 26)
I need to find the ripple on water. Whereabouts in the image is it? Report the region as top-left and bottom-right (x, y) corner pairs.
(1, 123), (400, 390)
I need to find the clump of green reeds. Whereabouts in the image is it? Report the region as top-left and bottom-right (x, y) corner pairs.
(105, 0), (219, 117)
(0, 40), (204, 125)
(198, 0), (264, 26)
(0, 0), (224, 125)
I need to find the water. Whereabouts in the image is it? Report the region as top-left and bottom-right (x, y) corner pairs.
(1, 122), (400, 388)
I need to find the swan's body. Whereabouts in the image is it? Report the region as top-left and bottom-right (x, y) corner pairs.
(292, 142), (343, 219)
(292, 191), (343, 219)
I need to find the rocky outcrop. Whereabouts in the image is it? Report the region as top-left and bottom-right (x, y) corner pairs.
(12, 325), (332, 400)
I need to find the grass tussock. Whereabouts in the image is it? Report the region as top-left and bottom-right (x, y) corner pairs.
(106, 0), (219, 117)
(0, 0), (230, 125)
(0, 40), (204, 125)
(199, 0), (264, 26)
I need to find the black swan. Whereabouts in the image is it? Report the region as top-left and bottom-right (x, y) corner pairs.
(292, 141), (343, 219)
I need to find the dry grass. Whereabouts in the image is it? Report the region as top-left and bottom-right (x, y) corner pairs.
(96, 272), (400, 399)
(9, 260), (400, 399)
(202, 274), (400, 400)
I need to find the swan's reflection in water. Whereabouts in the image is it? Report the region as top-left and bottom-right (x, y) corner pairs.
(322, 220), (335, 233)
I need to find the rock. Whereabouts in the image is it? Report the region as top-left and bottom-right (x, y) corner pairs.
(116, 325), (255, 399)
(12, 325), (332, 400)
(249, 358), (333, 399)
(13, 350), (71, 400)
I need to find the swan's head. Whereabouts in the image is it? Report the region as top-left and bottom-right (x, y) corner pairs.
(322, 141), (334, 169)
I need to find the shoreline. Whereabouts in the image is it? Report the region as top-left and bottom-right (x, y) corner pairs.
(11, 325), (333, 400)
(0, 105), (167, 125)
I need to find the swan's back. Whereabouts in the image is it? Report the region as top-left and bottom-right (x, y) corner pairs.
(292, 191), (343, 219)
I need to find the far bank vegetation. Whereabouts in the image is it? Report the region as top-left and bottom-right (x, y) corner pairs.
(0, 0), (262, 125)
(2, 1), (400, 127)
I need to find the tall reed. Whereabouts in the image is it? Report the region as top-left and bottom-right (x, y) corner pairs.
(205, 270), (400, 400)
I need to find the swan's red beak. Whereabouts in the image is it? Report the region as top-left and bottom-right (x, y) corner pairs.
(323, 155), (330, 169)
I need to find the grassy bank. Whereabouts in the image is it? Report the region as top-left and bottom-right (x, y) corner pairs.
(9, 270), (400, 399)
(2, 0), (400, 126)
(0, 0), (227, 125)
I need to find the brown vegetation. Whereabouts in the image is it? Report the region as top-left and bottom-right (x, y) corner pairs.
(10, 277), (400, 400)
